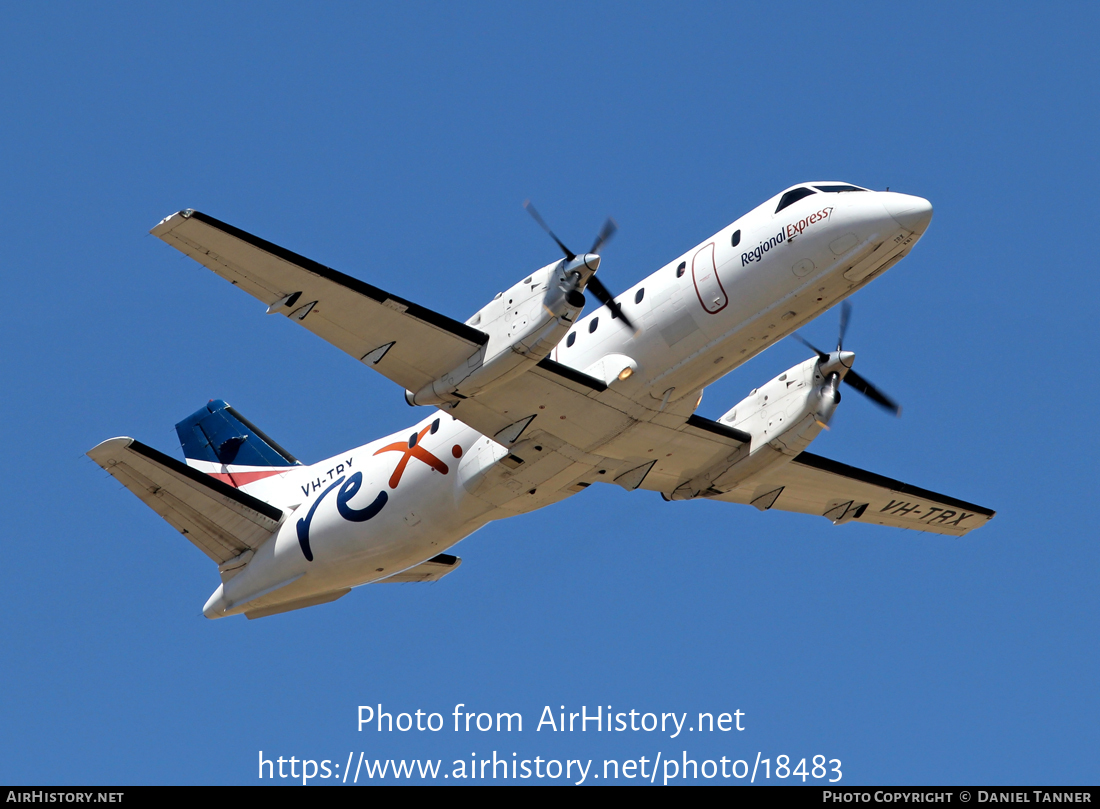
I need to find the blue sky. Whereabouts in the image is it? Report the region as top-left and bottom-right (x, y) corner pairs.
(2, 3), (1097, 785)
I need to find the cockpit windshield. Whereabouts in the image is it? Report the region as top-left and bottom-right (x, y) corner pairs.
(774, 187), (816, 213)
(813, 184), (868, 193)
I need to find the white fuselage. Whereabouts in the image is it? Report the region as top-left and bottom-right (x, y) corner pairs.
(204, 184), (931, 618)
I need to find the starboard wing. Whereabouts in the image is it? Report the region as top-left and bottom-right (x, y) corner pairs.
(705, 451), (995, 536)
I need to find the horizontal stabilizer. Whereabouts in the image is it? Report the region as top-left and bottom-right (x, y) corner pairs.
(245, 588), (350, 620)
(87, 437), (284, 564)
(380, 553), (462, 583)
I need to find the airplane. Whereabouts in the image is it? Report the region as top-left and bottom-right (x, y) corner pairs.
(88, 182), (995, 620)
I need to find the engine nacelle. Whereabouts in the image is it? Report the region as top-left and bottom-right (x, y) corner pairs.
(668, 355), (839, 499)
(719, 356), (838, 451)
(406, 256), (591, 406)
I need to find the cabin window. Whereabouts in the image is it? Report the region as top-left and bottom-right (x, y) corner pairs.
(634, 288), (644, 304)
(731, 229), (741, 247)
(566, 332), (576, 347)
(589, 317), (599, 334)
(775, 187), (816, 213)
(676, 261), (686, 278)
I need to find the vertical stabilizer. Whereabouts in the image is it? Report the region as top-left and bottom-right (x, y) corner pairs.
(175, 400), (299, 487)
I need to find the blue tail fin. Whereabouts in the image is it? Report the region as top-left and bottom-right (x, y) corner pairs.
(175, 400), (298, 468)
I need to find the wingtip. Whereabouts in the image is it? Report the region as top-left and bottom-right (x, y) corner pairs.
(150, 208), (199, 237)
(86, 436), (136, 464)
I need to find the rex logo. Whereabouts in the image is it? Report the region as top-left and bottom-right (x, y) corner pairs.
(373, 424), (451, 488)
(295, 422), (457, 562)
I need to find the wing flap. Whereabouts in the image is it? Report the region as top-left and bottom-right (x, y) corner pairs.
(446, 360), (747, 478)
(151, 210), (488, 393)
(87, 437), (284, 564)
(710, 451), (995, 536)
(452, 365), (633, 452)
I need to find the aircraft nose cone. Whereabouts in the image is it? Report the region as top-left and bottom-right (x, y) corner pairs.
(881, 193), (933, 235)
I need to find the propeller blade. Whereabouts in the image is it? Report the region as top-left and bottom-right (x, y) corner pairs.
(837, 300), (851, 351)
(795, 302), (900, 417)
(521, 202), (633, 331)
(589, 217), (618, 255)
(523, 200), (575, 261)
(586, 274), (636, 332)
(842, 369), (901, 416)
(791, 332), (829, 360)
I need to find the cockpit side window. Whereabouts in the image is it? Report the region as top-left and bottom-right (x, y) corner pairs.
(814, 184), (867, 193)
(775, 187), (816, 213)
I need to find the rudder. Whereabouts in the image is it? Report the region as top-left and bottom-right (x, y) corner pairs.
(175, 400), (299, 487)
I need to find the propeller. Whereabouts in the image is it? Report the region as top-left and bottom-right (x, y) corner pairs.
(523, 200), (577, 261)
(524, 201), (635, 331)
(791, 301), (901, 417)
(589, 217), (618, 256)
